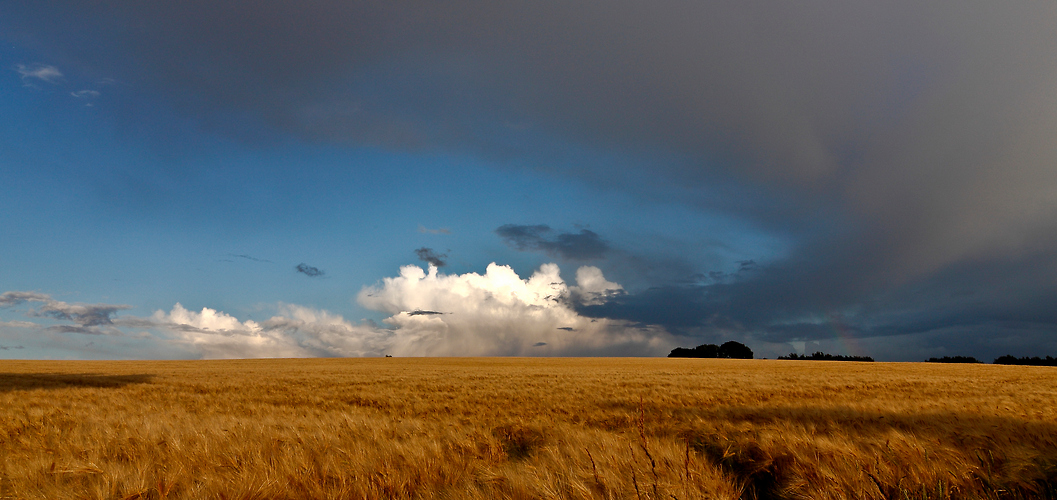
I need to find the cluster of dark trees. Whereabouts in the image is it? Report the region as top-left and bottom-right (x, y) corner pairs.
(668, 341), (753, 359)
(778, 352), (874, 362)
(993, 355), (1057, 366)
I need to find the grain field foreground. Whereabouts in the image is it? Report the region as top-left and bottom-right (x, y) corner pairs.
(1, 358), (1055, 499)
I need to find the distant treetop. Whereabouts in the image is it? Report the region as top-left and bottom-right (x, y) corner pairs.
(926, 356), (981, 363)
(777, 352), (874, 362)
(668, 341), (753, 359)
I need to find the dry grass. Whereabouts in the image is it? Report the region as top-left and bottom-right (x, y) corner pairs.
(0, 358), (1055, 499)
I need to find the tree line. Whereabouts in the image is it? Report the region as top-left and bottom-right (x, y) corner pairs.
(928, 355), (1057, 366)
(778, 352), (874, 362)
(668, 343), (1056, 366)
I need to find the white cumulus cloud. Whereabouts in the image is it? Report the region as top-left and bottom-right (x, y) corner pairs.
(151, 303), (305, 359)
(358, 263), (669, 356)
(261, 304), (392, 357)
(147, 303), (397, 359)
(148, 263), (672, 358)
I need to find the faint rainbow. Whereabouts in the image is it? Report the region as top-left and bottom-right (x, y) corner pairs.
(826, 313), (864, 357)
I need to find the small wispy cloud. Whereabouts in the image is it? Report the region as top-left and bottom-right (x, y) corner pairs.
(295, 263), (325, 278)
(418, 225), (451, 235)
(15, 63), (63, 85)
(229, 253), (272, 263)
(0, 291), (52, 307)
(0, 320), (39, 328)
(0, 291), (131, 335)
(30, 301), (132, 335)
(0, 345), (26, 351)
(70, 90), (100, 99)
(414, 247), (447, 267)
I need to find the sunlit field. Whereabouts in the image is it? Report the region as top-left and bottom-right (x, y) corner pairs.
(1, 358), (1055, 499)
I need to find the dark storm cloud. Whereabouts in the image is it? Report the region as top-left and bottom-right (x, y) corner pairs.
(295, 263), (325, 278)
(4, 3), (1055, 263)
(414, 248), (447, 268)
(579, 253), (1057, 360)
(5, 2), (1057, 357)
(6, 2), (1055, 262)
(496, 224), (608, 261)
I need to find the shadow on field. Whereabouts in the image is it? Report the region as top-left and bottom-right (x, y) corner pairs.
(0, 373), (153, 392)
(604, 401), (1057, 500)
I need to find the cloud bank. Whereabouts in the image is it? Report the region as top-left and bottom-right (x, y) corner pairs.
(0, 264), (673, 359)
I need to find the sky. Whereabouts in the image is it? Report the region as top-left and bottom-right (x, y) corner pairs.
(2, 2), (1056, 361)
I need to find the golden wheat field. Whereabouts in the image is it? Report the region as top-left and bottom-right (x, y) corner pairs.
(0, 358), (1055, 500)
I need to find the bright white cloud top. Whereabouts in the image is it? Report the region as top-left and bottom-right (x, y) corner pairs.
(357, 263), (661, 357)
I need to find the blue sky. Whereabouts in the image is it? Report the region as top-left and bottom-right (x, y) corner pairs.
(2, 2), (1056, 361)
